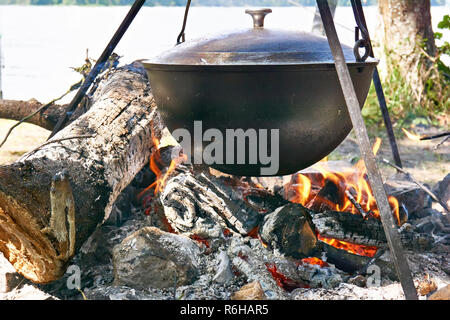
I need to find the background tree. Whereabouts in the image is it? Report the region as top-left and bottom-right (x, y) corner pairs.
(376, 0), (448, 123)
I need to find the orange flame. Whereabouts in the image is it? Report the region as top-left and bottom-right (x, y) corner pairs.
(389, 196), (401, 226)
(294, 173), (312, 205)
(138, 136), (187, 200)
(292, 137), (399, 221)
(317, 235), (378, 258)
(287, 138), (401, 257)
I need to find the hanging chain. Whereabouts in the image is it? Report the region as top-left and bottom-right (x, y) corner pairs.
(177, 0), (192, 45)
(350, 0), (371, 62)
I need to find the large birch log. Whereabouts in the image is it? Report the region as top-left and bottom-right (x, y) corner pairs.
(0, 62), (160, 283)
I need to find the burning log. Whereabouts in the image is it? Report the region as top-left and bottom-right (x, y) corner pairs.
(0, 62), (160, 283)
(259, 203), (318, 259)
(160, 168), (269, 238)
(137, 145), (289, 238)
(147, 151), (430, 279)
(312, 210), (434, 251)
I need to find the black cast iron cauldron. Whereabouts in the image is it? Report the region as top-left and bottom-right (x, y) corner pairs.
(144, 9), (378, 176)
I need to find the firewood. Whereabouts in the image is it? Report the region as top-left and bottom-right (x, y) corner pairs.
(318, 242), (385, 275)
(259, 203), (318, 259)
(312, 210), (434, 250)
(160, 168), (267, 237)
(382, 158), (449, 214)
(0, 62), (160, 283)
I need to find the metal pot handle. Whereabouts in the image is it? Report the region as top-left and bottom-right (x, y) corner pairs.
(245, 9), (272, 28)
(176, 2), (272, 45)
(176, 0), (192, 45)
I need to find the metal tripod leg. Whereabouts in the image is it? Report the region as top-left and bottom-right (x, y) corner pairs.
(350, 0), (403, 168)
(316, 0), (418, 300)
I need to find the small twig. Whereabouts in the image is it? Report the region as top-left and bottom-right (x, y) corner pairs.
(433, 136), (449, 150)
(0, 83), (81, 150)
(418, 46), (439, 63)
(11, 277), (26, 292)
(420, 132), (450, 141)
(345, 189), (368, 218)
(23, 135), (94, 159)
(77, 288), (89, 300)
(381, 158), (449, 214)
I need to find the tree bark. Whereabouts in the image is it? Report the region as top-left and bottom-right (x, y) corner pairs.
(0, 99), (67, 131)
(377, 0), (437, 102)
(0, 62), (160, 283)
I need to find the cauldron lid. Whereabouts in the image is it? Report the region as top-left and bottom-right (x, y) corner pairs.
(147, 9), (376, 66)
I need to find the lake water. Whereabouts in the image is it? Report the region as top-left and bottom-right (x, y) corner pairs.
(0, 5), (448, 102)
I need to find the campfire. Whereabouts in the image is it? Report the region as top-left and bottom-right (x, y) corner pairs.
(139, 135), (399, 262)
(109, 126), (441, 298)
(99, 119), (442, 300)
(0, 64), (447, 301)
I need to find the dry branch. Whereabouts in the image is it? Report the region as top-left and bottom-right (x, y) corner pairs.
(382, 158), (449, 214)
(0, 99), (67, 131)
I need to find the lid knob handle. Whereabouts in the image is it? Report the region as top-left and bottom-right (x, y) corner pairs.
(245, 8), (272, 28)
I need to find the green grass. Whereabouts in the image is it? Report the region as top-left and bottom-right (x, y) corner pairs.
(362, 66), (449, 133)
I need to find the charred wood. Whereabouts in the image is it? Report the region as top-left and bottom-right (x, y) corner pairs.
(312, 210), (434, 251)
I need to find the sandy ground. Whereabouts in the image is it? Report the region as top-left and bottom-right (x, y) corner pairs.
(0, 119), (50, 165)
(330, 128), (449, 187)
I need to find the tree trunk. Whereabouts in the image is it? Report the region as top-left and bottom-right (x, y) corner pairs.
(377, 0), (437, 103)
(0, 62), (161, 284)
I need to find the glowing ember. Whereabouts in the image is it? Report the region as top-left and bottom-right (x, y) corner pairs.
(190, 234), (210, 248)
(300, 257), (329, 268)
(247, 226), (260, 239)
(223, 228), (232, 237)
(265, 262), (309, 292)
(162, 216), (176, 234)
(317, 235), (378, 258)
